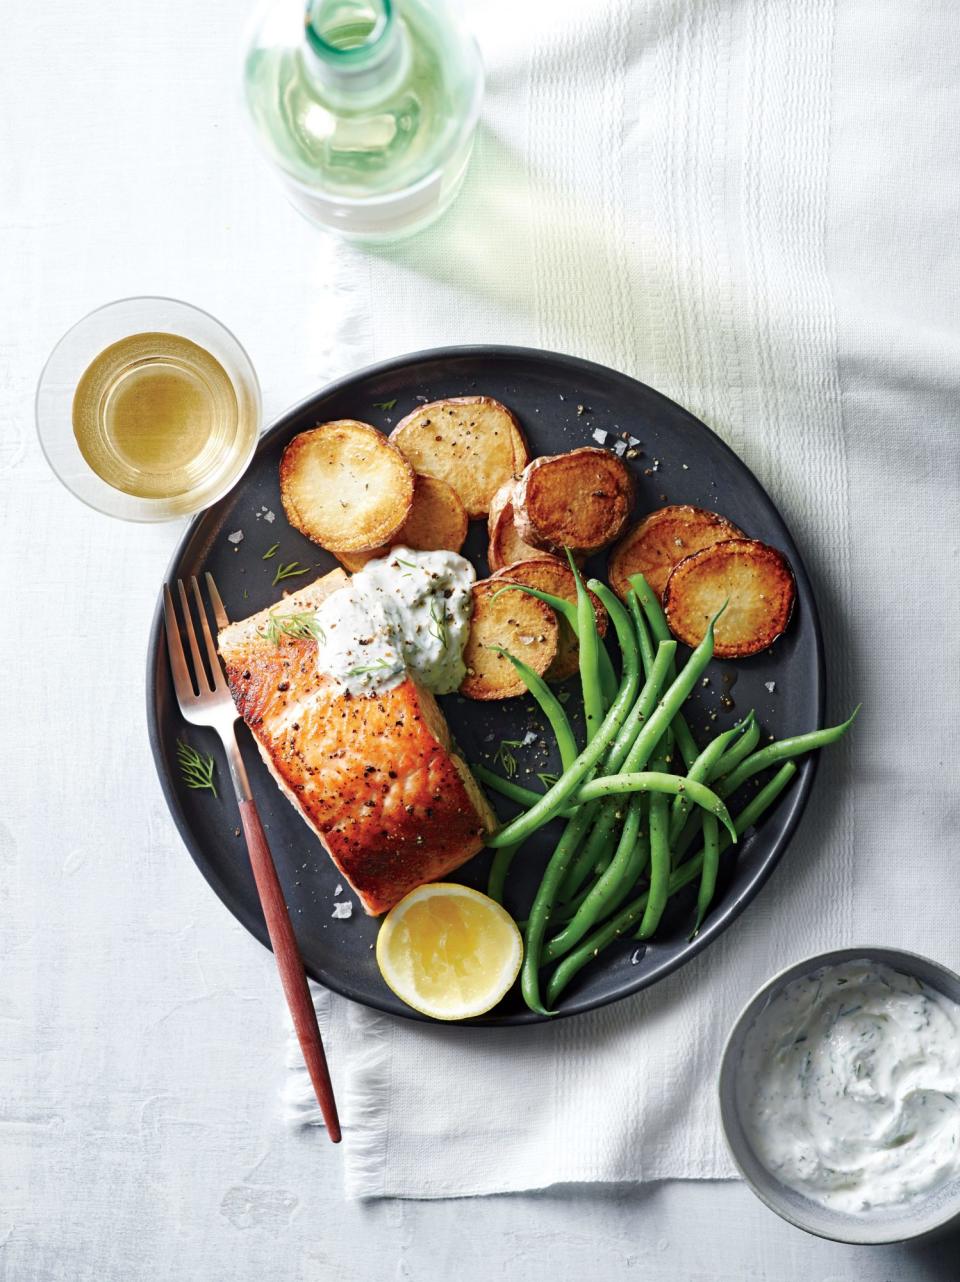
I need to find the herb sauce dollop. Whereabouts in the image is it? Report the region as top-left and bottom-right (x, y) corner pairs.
(313, 547), (475, 696)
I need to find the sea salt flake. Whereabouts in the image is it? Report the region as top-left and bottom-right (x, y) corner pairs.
(334, 883), (343, 896)
(591, 428), (609, 445)
(765, 681), (777, 693)
(613, 440), (628, 457)
(332, 901), (353, 920)
(520, 730), (538, 747)
(227, 530), (244, 544)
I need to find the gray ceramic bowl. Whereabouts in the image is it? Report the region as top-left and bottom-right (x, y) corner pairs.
(719, 946), (960, 1245)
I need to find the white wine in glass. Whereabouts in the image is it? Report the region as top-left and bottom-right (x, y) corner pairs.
(37, 298), (261, 522)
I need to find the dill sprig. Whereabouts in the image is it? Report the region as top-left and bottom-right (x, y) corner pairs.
(429, 599), (448, 647)
(262, 543), (280, 560)
(272, 560), (311, 587)
(345, 658), (395, 677)
(493, 738), (523, 779)
(372, 398), (398, 410)
(258, 610), (326, 646)
(536, 771), (559, 789)
(176, 739), (218, 798)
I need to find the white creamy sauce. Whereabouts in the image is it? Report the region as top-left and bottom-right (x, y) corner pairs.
(313, 547), (475, 697)
(739, 960), (960, 1215)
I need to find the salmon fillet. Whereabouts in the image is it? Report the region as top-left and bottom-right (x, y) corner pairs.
(217, 573), (495, 915)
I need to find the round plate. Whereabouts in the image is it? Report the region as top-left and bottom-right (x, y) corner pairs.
(147, 345), (824, 1025)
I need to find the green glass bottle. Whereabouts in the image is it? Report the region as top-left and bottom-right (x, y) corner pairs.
(243, 0), (484, 241)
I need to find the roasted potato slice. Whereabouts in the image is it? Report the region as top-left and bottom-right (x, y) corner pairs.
(609, 505), (745, 599)
(390, 397), (529, 519)
(486, 478), (544, 572)
(280, 420), (414, 552)
(334, 474), (469, 572)
(663, 538), (796, 658)
(513, 447), (634, 556)
(461, 578), (559, 700)
(491, 557), (608, 683)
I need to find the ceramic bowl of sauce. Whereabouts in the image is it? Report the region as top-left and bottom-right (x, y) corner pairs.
(719, 947), (960, 1244)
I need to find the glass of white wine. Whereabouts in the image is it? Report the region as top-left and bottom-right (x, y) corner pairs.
(36, 297), (262, 521)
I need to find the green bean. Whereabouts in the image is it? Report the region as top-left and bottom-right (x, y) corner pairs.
(557, 638), (678, 900)
(628, 573), (700, 768)
(548, 588), (663, 899)
(513, 591), (643, 1012)
(636, 729), (673, 939)
(475, 648), (579, 903)
(596, 639), (676, 776)
(546, 612), (719, 898)
(491, 583), (619, 708)
(556, 607), (723, 807)
(717, 708), (860, 798)
(521, 805), (595, 1014)
(571, 771), (735, 840)
(569, 553), (604, 741)
(545, 763), (799, 1006)
(489, 647), (578, 771)
(626, 588), (656, 675)
(486, 589), (642, 849)
(710, 712), (760, 778)
(545, 796), (648, 961)
(487, 841), (523, 904)
(691, 815), (719, 936)
(668, 715), (752, 844)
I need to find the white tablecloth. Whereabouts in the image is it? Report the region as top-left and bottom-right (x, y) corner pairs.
(4, 0), (960, 1237)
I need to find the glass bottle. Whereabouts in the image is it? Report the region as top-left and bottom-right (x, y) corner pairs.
(242, 0), (484, 241)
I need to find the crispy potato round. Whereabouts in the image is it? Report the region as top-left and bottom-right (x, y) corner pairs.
(280, 420), (414, 553)
(491, 557), (608, 683)
(663, 538), (796, 659)
(390, 397), (529, 519)
(513, 447), (634, 556)
(334, 475), (469, 572)
(486, 478), (544, 572)
(461, 579), (559, 700)
(609, 505), (745, 600)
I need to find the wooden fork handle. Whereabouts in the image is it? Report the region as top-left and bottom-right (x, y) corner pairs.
(239, 798), (342, 1143)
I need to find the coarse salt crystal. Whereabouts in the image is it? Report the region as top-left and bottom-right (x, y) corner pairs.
(332, 901), (353, 919)
(613, 440), (628, 457)
(765, 681), (777, 693)
(591, 428), (608, 445)
(227, 530), (244, 544)
(334, 883), (343, 896)
(520, 730), (538, 748)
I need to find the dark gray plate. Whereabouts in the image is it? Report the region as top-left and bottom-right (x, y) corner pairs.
(146, 346), (824, 1025)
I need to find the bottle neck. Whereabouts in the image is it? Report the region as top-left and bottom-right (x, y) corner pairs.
(302, 0), (407, 102)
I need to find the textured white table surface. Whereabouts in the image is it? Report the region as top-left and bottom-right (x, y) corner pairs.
(4, 0), (960, 1277)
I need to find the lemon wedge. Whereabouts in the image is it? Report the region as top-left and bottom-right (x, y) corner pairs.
(376, 883), (523, 1020)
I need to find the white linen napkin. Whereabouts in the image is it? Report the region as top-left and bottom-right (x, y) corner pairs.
(285, 0), (960, 1197)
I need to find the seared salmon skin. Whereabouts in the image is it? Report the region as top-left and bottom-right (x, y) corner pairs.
(217, 573), (495, 915)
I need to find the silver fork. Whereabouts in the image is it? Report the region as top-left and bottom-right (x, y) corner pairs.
(163, 573), (341, 1143)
